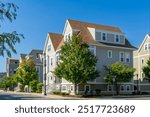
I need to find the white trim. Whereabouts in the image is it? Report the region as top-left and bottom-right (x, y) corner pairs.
(63, 20), (69, 35)
(91, 43), (136, 50)
(134, 53), (150, 58)
(61, 83), (73, 85)
(138, 34), (150, 52)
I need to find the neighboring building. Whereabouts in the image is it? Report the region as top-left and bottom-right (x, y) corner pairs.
(6, 58), (19, 77)
(133, 34), (150, 92)
(0, 72), (6, 79)
(20, 49), (43, 82)
(44, 19), (136, 94)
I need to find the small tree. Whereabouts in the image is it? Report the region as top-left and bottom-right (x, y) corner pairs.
(104, 62), (135, 95)
(143, 58), (150, 82)
(54, 34), (100, 95)
(0, 1), (24, 57)
(29, 80), (38, 92)
(16, 58), (38, 88)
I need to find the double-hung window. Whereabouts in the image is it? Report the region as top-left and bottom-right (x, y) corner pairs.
(120, 52), (124, 62)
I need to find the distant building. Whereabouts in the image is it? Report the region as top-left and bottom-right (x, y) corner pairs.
(0, 72), (6, 79)
(6, 58), (19, 77)
(20, 49), (43, 83)
(133, 34), (150, 92)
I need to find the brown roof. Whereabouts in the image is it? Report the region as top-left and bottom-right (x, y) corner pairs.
(68, 19), (122, 33)
(48, 19), (135, 51)
(48, 33), (63, 51)
(68, 19), (135, 49)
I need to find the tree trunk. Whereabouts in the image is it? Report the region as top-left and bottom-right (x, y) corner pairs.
(115, 82), (119, 95)
(74, 83), (77, 95)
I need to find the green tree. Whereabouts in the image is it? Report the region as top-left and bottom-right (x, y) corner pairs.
(0, 77), (13, 90)
(0, 1), (24, 57)
(16, 58), (38, 88)
(104, 62), (135, 95)
(143, 58), (150, 82)
(54, 34), (100, 95)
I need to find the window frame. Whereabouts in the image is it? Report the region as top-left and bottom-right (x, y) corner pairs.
(108, 50), (112, 58)
(119, 52), (124, 62)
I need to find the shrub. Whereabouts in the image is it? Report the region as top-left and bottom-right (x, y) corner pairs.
(36, 82), (43, 93)
(29, 80), (38, 92)
(52, 91), (70, 96)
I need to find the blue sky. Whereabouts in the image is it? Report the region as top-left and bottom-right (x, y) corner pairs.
(0, 0), (150, 72)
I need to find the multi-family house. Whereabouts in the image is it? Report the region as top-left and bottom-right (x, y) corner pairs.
(133, 34), (150, 92)
(6, 58), (19, 77)
(44, 19), (136, 94)
(20, 49), (43, 83)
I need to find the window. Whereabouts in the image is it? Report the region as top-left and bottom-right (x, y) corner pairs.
(47, 55), (49, 72)
(14, 61), (18, 64)
(115, 35), (119, 42)
(148, 43), (150, 50)
(120, 52), (124, 62)
(48, 45), (51, 51)
(107, 85), (113, 91)
(56, 55), (59, 64)
(36, 53), (39, 59)
(70, 85), (73, 91)
(141, 58), (144, 64)
(125, 52), (130, 63)
(102, 33), (106, 41)
(62, 85), (67, 91)
(89, 46), (96, 55)
(84, 85), (90, 92)
(120, 85), (125, 91)
(108, 50), (112, 58)
(145, 44), (148, 50)
(51, 58), (53, 66)
(142, 72), (145, 78)
(126, 85), (130, 91)
(36, 66), (40, 74)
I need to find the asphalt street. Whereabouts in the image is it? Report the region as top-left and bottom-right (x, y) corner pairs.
(1, 91), (150, 100)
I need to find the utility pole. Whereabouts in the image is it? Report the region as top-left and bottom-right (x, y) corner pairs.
(44, 52), (47, 96)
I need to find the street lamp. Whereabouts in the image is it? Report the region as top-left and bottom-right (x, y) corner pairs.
(43, 52), (47, 96)
(112, 75), (116, 96)
(136, 74), (139, 94)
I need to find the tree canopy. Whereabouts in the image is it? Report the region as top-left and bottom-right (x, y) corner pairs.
(15, 58), (38, 86)
(104, 62), (135, 94)
(143, 58), (150, 82)
(54, 34), (100, 94)
(0, 1), (24, 57)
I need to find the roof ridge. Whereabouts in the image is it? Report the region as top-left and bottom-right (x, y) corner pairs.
(67, 19), (121, 30)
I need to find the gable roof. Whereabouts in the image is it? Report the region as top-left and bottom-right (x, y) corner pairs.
(137, 34), (150, 52)
(68, 19), (122, 33)
(48, 33), (63, 51)
(68, 19), (135, 49)
(47, 19), (136, 51)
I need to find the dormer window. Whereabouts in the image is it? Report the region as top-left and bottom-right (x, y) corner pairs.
(102, 33), (106, 41)
(115, 35), (120, 42)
